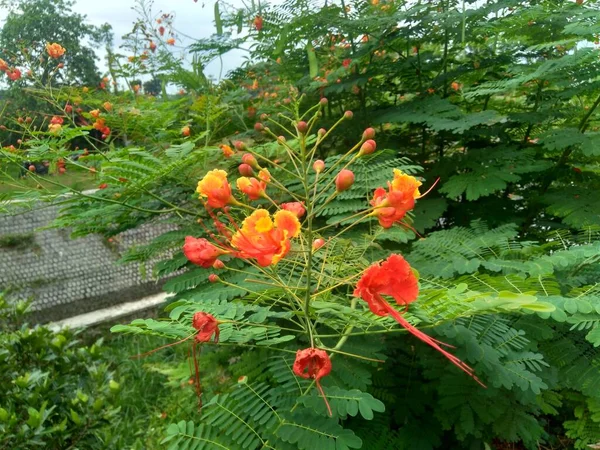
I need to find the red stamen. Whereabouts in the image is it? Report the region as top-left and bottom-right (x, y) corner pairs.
(417, 177), (441, 199)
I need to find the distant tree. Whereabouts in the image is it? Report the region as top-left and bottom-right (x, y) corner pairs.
(143, 77), (162, 96)
(0, 0), (112, 85)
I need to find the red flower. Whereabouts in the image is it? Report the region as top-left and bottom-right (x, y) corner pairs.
(369, 169), (422, 228)
(50, 116), (64, 125)
(342, 58), (352, 68)
(280, 202), (306, 218)
(192, 312), (219, 343)
(293, 348), (332, 416)
(183, 236), (228, 268)
(7, 68), (21, 81)
(354, 254), (484, 386)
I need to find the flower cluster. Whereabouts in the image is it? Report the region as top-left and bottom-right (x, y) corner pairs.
(180, 98), (484, 412)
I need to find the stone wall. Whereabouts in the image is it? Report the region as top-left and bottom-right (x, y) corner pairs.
(0, 201), (176, 322)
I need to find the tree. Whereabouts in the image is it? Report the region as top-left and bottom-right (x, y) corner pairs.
(0, 0), (112, 85)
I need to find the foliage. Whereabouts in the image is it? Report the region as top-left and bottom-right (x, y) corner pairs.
(2, 0), (600, 448)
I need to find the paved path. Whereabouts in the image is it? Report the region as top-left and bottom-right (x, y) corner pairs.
(48, 292), (167, 331)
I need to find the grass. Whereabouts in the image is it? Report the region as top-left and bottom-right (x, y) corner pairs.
(0, 161), (97, 195)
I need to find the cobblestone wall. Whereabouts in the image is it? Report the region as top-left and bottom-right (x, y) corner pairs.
(0, 202), (176, 322)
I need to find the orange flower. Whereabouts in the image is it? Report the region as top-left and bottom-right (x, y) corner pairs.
(196, 169), (234, 208)
(46, 43), (66, 59)
(90, 109), (100, 118)
(133, 84), (140, 93)
(93, 118), (106, 131)
(50, 116), (64, 125)
(103, 102), (112, 111)
(149, 41), (157, 52)
(0, 58), (8, 71)
(451, 81), (461, 91)
(182, 125), (191, 136)
(231, 209), (300, 266)
(220, 144), (234, 158)
(167, 38), (175, 45)
(370, 169), (422, 228)
(183, 236), (228, 268)
(280, 202), (306, 218)
(237, 169), (270, 200)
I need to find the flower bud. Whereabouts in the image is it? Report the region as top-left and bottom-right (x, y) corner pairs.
(208, 274), (219, 283)
(318, 128), (326, 137)
(242, 153), (260, 169)
(320, 97), (328, 105)
(260, 113), (268, 121)
(296, 121), (308, 134)
(283, 97), (291, 105)
(312, 238), (325, 250)
(313, 159), (325, 173)
(362, 127), (376, 140)
(344, 110), (353, 120)
(277, 135), (286, 144)
(212, 260), (225, 269)
(358, 139), (376, 156)
(181, 125), (190, 136)
(238, 163), (254, 177)
(254, 122), (264, 131)
(335, 169), (355, 192)
(234, 140), (246, 151)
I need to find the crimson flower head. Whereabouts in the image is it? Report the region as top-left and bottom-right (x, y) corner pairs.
(183, 236), (228, 268)
(254, 15), (263, 31)
(354, 254), (485, 386)
(293, 348), (332, 416)
(192, 312), (219, 343)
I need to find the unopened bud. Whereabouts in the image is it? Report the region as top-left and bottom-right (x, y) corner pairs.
(362, 127), (376, 140)
(260, 113), (268, 121)
(238, 163), (254, 176)
(277, 135), (286, 144)
(313, 159), (325, 173)
(242, 153), (260, 169)
(212, 260), (225, 269)
(254, 122), (264, 131)
(318, 128), (326, 137)
(312, 238), (325, 250)
(283, 98), (292, 105)
(208, 274), (219, 283)
(320, 97), (328, 105)
(344, 110), (353, 120)
(359, 139), (377, 156)
(296, 121), (308, 134)
(234, 140), (246, 151)
(335, 169), (355, 192)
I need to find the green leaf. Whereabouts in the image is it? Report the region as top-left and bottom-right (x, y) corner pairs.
(299, 387), (385, 419)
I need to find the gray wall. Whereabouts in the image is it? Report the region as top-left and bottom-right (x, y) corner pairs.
(0, 201), (176, 322)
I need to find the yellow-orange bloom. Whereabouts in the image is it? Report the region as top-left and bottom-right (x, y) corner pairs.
(167, 38), (175, 45)
(0, 58), (8, 71)
(231, 209), (300, 266)
(103, 102), (112, 111)
(46, 43), (66, 59)
(196, 169), (234, 208)
(370, 169), (422, 228)
(390, 169), (421, 198)
(90, 109), (100, 118)
(48, 123), (62, 133)
(220, 144), (234, 158)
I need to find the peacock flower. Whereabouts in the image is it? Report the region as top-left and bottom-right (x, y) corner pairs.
(90, 109), (100, 118)
(50, 116), (64, 125)
(220, 144), (234, 158)
(231, 209), (300, 266)
(7, 68), (21, 81)
(103, 102), (113, 112)
(196, 169), (234, 208)
(280, 202), (306, 218)
(293, 348), (332, 416)
(166, 37), (175, 45)
(183, 236), (229, 268)
(192, 312), (219, 343)
(0, 58), (8, 71)
(354, 254), (484, 386)
(48, 123), (62, 133)
(46, 43), (66, 59)
(369, 170), (423, 228)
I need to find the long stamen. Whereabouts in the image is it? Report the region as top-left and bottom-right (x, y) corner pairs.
(130, 334), (194, 359)
(417, 177), (441, 199)
(382, 301), (486, 387)
(316, 380), (332, 417)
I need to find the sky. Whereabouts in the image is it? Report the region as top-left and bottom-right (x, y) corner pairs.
(0, 0), (252, 81)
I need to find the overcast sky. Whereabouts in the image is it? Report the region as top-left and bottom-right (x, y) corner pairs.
(0, 0), (253, 80)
